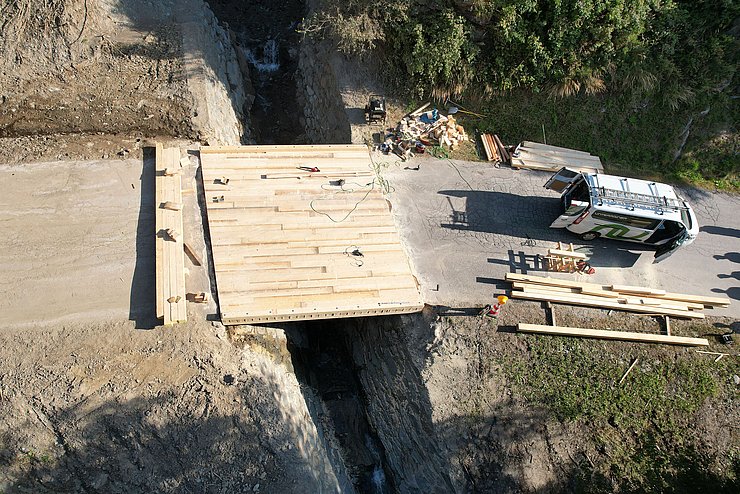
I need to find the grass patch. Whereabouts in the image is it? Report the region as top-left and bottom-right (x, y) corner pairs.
(470, 90), (738, 191)
(503, 335), (739, 492)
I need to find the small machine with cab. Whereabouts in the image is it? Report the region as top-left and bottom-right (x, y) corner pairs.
(364, 94), (387, 125)
(544, 167), (699, 262)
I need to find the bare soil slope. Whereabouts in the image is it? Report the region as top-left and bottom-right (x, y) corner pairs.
(0, 320), (346, 493)
(0, 0), (193, 164)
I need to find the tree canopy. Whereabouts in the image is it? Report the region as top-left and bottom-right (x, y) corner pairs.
(304, 0), (738, 103)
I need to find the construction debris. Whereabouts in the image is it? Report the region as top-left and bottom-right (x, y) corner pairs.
(619, 358), (640, 384)
(165, 228), (181, 242)
(183, 242), (203, 266)
(377, 105), (471, 161)
(161, 201), (183, 211)
(511, 141), (604, 174)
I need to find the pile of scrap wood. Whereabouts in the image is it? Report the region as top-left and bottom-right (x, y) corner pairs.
(505, 272), (730, 320)
(511, 141), (604, 174)
(479, 133), (511, 165)
(378, 103), (470, 160)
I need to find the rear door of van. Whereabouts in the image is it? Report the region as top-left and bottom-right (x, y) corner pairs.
(545, 168), (589, 228)
(544, 167), (582, 193)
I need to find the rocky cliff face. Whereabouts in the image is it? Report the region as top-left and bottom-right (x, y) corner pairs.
(295, 38), (352, 144)
(343, 315), (461, 493)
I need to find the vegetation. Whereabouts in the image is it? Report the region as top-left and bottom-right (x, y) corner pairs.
(503, 335), (739, 493)
(302, 0), (739, 187)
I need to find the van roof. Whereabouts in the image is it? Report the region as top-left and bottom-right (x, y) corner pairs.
(584, 173), (686, 221)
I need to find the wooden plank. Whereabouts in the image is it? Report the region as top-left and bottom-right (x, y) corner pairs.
(519, 157), (604, 171)
(547, 248), (588, 259)
(510, 159), (600, 174)
(610, 284), (666, 296)
(220, 275), (419, 297)
(652, 293), (729, 308)
(222, 287), (423, 313)
(506, 272), (727, 307)
(521, 141), (593, 156)
(506, 272), (604, 290)
(512, 282), (703, 310)
(493, 134), (510, 164)
(520, 150), (598, 163)
(200, 144), (365, 154)
(486, 134), (499, 161)
(155, 143), (164, 320)
(167, 147), (187, 324)
(517, 323), (710, 346)
(220, 303), (424, 325)
(510, 289), (704, 319)
(480, 133), (494, 161)
(517, 285), (693, 312)
(579, 287), (623, 298)
(183, 242), (202, 266)
(154, 145), (187, 326)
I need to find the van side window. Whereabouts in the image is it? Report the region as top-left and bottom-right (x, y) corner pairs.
(591, 211), (660, 230)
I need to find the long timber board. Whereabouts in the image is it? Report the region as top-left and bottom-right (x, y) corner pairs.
(200, 144), (424, 324)
(155, 144), (187, 325)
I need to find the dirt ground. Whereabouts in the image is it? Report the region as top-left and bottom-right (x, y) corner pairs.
(0, 318), (353, 494)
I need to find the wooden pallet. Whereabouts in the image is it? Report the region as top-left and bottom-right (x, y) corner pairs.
(544, 241), (588, 272)
(155, 144), (187, 325)
(200, 144), (424, 325)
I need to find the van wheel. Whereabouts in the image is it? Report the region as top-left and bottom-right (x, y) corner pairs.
(580, 232), (600, 241)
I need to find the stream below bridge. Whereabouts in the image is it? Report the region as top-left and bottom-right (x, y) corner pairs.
(204, 1), (397, 492)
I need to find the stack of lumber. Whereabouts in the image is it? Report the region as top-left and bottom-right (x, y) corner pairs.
(511, 141), (603, 174)
(155, 144), (187, 325)
(480, 134), (510, 164)
(199, 144), (424, 325)
(506, 272), (730, 319)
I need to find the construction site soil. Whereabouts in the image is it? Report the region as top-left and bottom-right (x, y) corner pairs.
(0, 1), (737, 494)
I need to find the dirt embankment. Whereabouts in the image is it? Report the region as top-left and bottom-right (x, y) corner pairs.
(0, 0), (249, 164)
(0, 320), (348, 493)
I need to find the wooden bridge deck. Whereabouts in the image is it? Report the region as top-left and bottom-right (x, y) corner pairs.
(200, 145), (423, 325)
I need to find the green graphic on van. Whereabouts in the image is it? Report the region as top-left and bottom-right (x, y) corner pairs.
(589, 224), (649, 240)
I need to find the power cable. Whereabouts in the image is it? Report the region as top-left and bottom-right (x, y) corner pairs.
(445, 159), (474, 191)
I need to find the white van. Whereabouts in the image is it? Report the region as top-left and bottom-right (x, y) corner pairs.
(544, 168), (699, 262)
